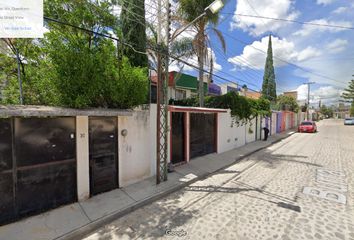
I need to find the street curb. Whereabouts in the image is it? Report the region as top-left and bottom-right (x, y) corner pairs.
(57, 131), (296, 240)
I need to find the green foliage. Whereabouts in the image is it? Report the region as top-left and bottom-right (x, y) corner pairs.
(350, 102), (354, 117)
(320, 105), (334, 118)
(341, 77), (354, 103)
(120, 0), (148, 68)
(300, 105), (307, 112)
(1, 0), (149, 109)
(178, 0), (226, 106)
(0, 39), (61, 105)
(262, 35), (277, 102)
(170, 92), (271, 126)
(276, 95), (299, 112)
(179, 0), (220, 25)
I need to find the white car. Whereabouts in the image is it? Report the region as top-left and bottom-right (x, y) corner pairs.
(344, 118), (354, 125)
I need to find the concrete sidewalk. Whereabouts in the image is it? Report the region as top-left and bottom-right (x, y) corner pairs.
(0, 130), (296, 240)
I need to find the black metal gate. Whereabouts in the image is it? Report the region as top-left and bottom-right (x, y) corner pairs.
(190, 113), (216, 159)
(0, 118), (14, 225)
(89, 117), (118, 196)
(0, 117), (77, 226)
(171, 112), (185, 165)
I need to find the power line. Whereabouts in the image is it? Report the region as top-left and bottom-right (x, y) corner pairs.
(217, 29), (348, 87)
(44, 16), (278, 100)
(221, 12), (354, 30)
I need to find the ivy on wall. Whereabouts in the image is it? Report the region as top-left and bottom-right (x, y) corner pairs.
(169, 92), (271, 126)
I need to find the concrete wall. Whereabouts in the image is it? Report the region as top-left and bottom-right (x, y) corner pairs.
(75, 105), (158, 192)
(118, 105), (157, 187)
(76, 116), (90, 201)
(271, 112), (277, 136)
(245, 118), (257, 144)
(217, 111), (246, 153)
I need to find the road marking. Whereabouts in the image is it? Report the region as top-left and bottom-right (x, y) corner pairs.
(302, 168), (347, 204)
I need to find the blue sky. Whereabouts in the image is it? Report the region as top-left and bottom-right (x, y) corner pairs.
(168, 0), (354, 106)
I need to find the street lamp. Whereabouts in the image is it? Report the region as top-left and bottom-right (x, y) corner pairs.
(206, 0), (224, 14)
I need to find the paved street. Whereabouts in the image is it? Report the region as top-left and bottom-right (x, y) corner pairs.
(82, 119), (354, 240)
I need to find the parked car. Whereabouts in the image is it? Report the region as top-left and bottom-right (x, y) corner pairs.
(344, 117), (354, 125)
(298, 121), (317, 133)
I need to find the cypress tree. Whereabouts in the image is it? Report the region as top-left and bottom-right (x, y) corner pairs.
(120, 0), (148, 68)
(262, 35), (277, 102)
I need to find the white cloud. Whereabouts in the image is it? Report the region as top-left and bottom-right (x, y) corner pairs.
(316, 0), (335, 5)
(326, 39), (348, 53)
(230, 0), (299, 36)
(296, 46), (322, 62)
(228, 36), (321, 70)
(332, 7), (348, 14)
(293, 19), (352, 37)
(294, 84), (309, 101)
(294, 85), (342, 104)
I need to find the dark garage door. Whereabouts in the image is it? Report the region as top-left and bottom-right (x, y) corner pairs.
(89, 117), (118, 196)
(0, 117), (77, 226)
(0, 118), (15, 225)
(171, 112), (185, 165)
(190, 113), (216, 159)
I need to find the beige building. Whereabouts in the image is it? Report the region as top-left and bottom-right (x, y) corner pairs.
(283, 91), (298, 100)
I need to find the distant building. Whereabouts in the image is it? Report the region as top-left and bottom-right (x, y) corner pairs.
(208, 83), (221, 96)
(334, 103), (350, 119)
(240, 90), (262, 99)
(150, 71), (208, 102)
(219, 83), (239, 95)
(283, 91), (298, 100)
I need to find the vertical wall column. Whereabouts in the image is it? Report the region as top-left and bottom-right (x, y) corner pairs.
(185, 112), (190, 162)
(76, 116), (90, 201)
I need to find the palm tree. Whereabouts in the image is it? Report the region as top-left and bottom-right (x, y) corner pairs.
(146, 23), (195, 72)
(177, 0), (226, 106)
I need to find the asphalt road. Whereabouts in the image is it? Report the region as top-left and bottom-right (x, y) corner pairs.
(82, 119), (354, 240)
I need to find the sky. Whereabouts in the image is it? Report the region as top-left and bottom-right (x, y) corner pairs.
(143, 0), (354, 107)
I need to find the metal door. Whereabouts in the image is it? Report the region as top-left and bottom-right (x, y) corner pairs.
(0, 118), (15, 225)
(15, 117), (77, 217)
(0, 117), (77, 226)
(171, 112), (185, 165)
(89, 117), (118, 196)
(190, 113), (216, 159)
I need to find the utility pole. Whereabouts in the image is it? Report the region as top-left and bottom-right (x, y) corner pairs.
(156, 0), (170, 184)
(304, 82), (315, 120)
(15, 47), (23, 105)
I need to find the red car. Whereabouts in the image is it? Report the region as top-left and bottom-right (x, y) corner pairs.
(298, 121), (317, 133)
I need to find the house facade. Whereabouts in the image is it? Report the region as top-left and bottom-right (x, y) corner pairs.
(150, 72), (208, 101)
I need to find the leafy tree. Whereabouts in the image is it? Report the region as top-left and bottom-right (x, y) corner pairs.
(320, 105), (333, 118)
(350, 103), (354, 117)
(120, 0), (148, 68)
(146, 21), (195, 71)
(262, 35), (277, 102)
(276, 95), (299, 112)
(170, 91), (271, 126)
(341, 77), (354, 103)
(341, 76), (354, 117)
(0, 39), (60, 105)
(1, 0), (149, 109)
(44, 0), (149, 108)
(178, 0), (226, 107)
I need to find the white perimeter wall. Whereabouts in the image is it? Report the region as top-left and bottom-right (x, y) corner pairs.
(118, 105), (157, 187)
(218, 111), (259, 153)
(271, 112), (277, 135)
